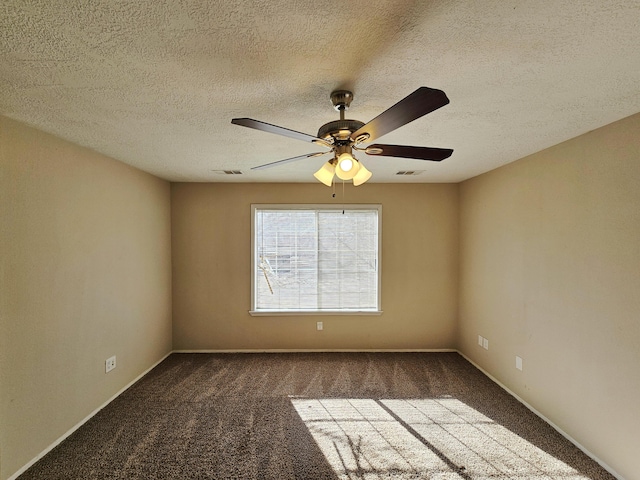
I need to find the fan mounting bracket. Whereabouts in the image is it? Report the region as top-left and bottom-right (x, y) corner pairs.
(330, 90), (354, 111)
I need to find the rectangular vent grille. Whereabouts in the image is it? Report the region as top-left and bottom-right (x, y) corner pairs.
(214, 170), (243, 175)
(395, 170), (423, 176)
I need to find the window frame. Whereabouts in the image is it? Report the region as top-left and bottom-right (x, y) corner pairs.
(250, 204), (382, 316)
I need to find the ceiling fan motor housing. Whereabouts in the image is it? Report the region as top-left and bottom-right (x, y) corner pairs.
(317, 119), (365, 142)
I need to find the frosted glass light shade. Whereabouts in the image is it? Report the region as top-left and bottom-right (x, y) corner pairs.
(313, 161), (335, 186)
(352, 162), (372, 186)
(335, 153), (360, 180)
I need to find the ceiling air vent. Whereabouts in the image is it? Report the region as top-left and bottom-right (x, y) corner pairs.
(395, 170), (424, 176)
(214, 170), (243, 175)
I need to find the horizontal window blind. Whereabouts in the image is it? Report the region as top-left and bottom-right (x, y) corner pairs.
(253, 206), (380, 312)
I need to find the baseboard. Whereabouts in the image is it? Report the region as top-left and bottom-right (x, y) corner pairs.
(456, 352), (623, 480)
(8, 351), (172, 480)
(173, 348), (458, 353)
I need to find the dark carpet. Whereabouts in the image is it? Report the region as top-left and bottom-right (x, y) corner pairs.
(19, 352), (614, 479)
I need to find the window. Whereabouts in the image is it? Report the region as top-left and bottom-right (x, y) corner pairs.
(251, 205), (381, 314)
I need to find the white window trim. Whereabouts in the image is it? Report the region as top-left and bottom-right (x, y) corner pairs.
(250, 204), (382, 316)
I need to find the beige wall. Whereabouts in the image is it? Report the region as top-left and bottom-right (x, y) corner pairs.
(171, 183), (459, 350)
(458, 113), (640, 479)
(0, 116), (173, 479)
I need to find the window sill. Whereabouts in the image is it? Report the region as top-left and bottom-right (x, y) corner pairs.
(249, 310), (383, 317)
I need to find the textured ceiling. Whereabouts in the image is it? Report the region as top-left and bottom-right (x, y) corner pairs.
(1, 0), (639, 183)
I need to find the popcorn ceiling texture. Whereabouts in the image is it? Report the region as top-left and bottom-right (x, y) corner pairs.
(1, 0), (639, 183)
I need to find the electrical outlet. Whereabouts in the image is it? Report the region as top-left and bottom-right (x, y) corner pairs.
(478, 335), (484, 346)
(482, 338), (489, 350)
(317, 321), (323, 331)
(516, 356), (523, 371)
(105, 356), (116, 373)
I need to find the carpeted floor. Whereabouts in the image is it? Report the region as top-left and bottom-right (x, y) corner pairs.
(19, 352), (614, 479)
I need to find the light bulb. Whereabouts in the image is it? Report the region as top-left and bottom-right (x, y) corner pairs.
(335, 153), (360, 180)
(339, 157), (353, 172)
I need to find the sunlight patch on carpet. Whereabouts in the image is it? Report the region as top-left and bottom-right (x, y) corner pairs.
(292, 398), (589, 479)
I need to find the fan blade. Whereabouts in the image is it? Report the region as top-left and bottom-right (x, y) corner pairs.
(251, 151), (330, 170)
(232, 118), (325, 144)
(365, 144), (453, 161)
(350, 87), (449, 143)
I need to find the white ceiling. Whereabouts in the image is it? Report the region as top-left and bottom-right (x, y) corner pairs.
(1, 0), (639, 183)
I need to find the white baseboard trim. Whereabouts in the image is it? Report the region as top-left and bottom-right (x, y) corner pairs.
(173, 348), (458, 353)
(8, 351), (172, 480)
(457, 352), (623, 480)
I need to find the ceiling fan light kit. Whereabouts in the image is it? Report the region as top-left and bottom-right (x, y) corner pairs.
(232, 86), (453, 187)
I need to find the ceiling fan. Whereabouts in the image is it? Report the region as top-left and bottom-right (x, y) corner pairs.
(231, 87), (453, 186)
